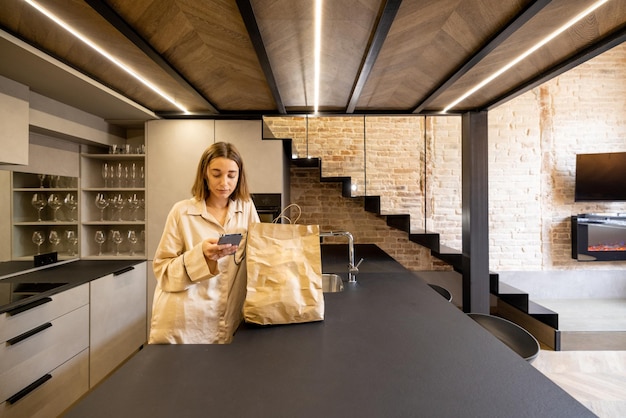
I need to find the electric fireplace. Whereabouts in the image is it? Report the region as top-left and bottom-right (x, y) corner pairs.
(571, 214), (626, 261)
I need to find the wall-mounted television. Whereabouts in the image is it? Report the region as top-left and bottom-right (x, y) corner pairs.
(575, 152), (626, 201)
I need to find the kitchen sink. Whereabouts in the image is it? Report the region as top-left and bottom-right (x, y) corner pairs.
(322, 274), (344, 293)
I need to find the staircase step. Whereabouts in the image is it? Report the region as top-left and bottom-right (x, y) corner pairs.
(386, 214), (411, 233)
(431, 245), (462, 272)
(320, 176), (352, 197)
(291, 157), (320, 168)
(495, 282), (559, 329)
(409, 231), (440, 252)
(496, 282), (530, 311)
(364, 196), (380, 213)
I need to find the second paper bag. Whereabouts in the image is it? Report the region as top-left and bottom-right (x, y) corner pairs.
(244, 222), (324, 325)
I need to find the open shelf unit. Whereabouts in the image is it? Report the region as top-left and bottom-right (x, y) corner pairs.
(11, 172), (79, 260)
(80, 153), (146, 260)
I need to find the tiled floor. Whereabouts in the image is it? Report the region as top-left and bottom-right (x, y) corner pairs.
(534, 299), (626, 331)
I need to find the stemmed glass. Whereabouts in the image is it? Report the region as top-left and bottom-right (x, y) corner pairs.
(129, 163), (137, 187)
(95, 193), (109, 221)
(127, 230), (138, 256)
(116, 162), (123, 188)
(37, 174), (46, 188)
(128, 193), (140, 221)
(47, 193), (63, 221)
(31, 193), (47, 222)
(102, 162), (110, 188)
(49, 230), (61, 252)
(113, 193), (126, 221)
(94, 230), (106, 256)
(64, 193), (78, 221)
(65, 230), (78, 256)
(32, 231), (45, 255)
(111, 230), (123, 256)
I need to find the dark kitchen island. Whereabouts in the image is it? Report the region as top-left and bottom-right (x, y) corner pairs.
(64, 245), (592, 417)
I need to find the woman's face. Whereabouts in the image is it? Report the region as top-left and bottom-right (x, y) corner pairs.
(206, 157), (239, 200)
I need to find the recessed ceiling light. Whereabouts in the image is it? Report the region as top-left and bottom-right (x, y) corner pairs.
(442, 0), (611, 113)
(23, 0), (189, 113)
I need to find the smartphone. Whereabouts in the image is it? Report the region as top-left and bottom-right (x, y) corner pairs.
(217, 233), (242, 246)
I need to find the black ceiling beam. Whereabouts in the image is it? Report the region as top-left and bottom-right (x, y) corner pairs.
(237, 0), (286, 114)
(412, 0), (552, 114)
(486, 25), (626, 110)
(345, 0), (403, 114)
(84, 0), (219, 114)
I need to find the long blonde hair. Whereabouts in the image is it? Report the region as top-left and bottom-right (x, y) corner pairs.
(191, 142), (251, 202)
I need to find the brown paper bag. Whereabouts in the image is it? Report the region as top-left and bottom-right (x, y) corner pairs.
(244, 221), (324, 325)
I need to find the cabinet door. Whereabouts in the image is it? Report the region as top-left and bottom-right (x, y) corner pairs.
(89, 262), (147, 387)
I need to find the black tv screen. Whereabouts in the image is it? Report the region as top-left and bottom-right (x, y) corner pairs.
(575, 152), (626, 201)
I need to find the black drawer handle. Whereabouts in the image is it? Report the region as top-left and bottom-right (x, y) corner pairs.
(7, 322), (53, 346)
(6, 297), (52, 317)
(113, 266), (135, 276)
(6, 374), (52, 404)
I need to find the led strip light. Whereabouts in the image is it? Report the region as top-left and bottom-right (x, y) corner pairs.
(24, 0), (189, 113)
(442, 0), (610, 113)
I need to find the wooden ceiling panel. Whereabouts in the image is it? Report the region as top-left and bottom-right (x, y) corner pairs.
(357, 0), (533, 111)
(0, 0), (623, 119)
(106, 0), (275, 112)
(428, 0), (626, 111)
(0, 0), (210, 112)
(253, 0), (383, 111)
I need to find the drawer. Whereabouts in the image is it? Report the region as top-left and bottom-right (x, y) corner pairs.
(0, 284), (89, 343)
(0, 304), (89, 402)
(0, 348), (89, 418)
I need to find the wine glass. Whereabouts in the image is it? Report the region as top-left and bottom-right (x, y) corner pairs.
(130, 163), (137, 187)
(49, 230), (61, 252)
(37, 174), (46, 188)
(111, 230), (123, 256)
(140, 165), (145, 187)
(32, 231), (45, 255)
(94, 230), (106, 256)
(127, 193), (140, 221)
(31, 193), (47, 222)
(127, 230), (138, 256)
(102, 162), (109, 187)
(115, 162), (123, 188)
(48, 193), (62, 222)
(65, 230), (78, 257)
(113, 193), (126, 221)
(95, 193), (109, 221)
(64, 193), (78, 221)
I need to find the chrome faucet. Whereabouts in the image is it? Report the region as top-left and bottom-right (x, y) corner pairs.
(320, 231), (364, 283)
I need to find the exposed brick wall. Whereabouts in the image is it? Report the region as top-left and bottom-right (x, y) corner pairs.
(264, 43), (626, 273)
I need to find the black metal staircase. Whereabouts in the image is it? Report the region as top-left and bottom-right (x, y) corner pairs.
(290, 155), (559, 337)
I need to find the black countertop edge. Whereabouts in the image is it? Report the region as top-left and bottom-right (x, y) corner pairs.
(0, 259), (145, 314)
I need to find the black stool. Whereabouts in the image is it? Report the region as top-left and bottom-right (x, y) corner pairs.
(428, 284), (452, 302)
(468, 313), (540, 362)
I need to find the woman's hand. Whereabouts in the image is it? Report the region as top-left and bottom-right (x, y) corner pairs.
(202, 237), (238, 261)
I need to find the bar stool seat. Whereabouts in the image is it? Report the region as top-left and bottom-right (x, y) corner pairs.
(428, 284), (452, 302)
(468, 313), (540, 362)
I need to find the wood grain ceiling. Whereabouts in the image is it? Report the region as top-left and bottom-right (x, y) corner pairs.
(0, 0), (624, 120)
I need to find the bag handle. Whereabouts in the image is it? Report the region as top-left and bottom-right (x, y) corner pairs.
(273, 203), (301, 224)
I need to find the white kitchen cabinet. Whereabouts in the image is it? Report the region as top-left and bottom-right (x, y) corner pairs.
(0, 284), (89, 417)
(89, 261), (147, 387)
(11, 172), (79, 260)
(0, 76), (29, 166)
(80, 150), (146, 260)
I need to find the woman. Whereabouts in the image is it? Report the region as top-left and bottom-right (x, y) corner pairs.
(149, 142), (260, 344)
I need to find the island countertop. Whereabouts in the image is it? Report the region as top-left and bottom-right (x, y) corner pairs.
(64, 245), (592, 417)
